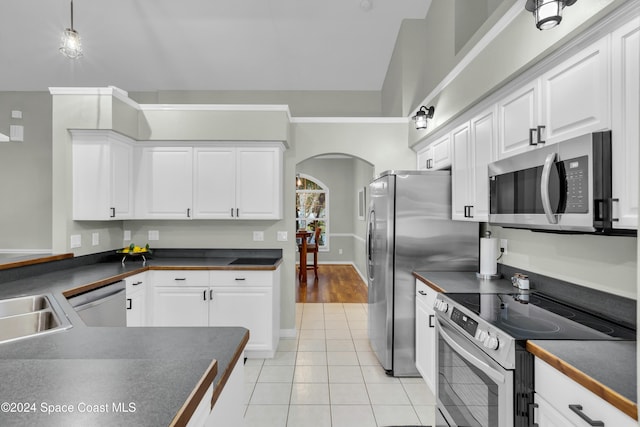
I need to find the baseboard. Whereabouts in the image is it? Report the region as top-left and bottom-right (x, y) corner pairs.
(280, 328), (297, 339)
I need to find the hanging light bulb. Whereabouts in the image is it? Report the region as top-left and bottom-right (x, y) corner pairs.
(60, 0), (83, 59)
(525, 0), (577, 31)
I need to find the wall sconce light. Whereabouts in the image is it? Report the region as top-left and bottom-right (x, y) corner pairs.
(412, 106), (435, 130)
(525, 0), (577, 31)
(60, 0), (83, 59)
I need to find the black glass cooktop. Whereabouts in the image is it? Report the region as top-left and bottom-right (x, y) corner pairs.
(445, 292), (636, 340)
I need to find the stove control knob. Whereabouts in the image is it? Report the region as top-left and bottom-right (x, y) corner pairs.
(434, 300), (449, 313)
(475, 329), (487, 342)
(483, 335), (500, 350)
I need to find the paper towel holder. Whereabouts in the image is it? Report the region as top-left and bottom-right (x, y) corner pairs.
(476, 230), (502, 280)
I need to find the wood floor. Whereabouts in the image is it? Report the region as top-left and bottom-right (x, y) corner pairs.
(296, 264), (368, 303)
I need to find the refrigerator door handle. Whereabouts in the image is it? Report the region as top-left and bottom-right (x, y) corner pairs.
(366, 209), (375, 281)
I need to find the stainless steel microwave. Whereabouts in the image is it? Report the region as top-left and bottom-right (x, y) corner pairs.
(488, 131), (629, 234)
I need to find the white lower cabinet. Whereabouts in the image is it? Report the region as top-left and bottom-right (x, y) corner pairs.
(150, 269), (280, 358)
(125, 273), (147, 327)
(206, 353), (245, 426)
(534, 357), (636, 427)
(415, 280), (437, 394)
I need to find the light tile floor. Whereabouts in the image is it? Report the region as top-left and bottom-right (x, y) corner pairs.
(243, 303), (436, 427)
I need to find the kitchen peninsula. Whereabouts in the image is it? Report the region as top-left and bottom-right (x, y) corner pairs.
(0, 250), (282, 426)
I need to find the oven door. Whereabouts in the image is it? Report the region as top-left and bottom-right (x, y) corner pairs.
(436, 318), (513, 427)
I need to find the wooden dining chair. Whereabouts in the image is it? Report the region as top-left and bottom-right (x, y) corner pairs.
(298, 226), (322, 279)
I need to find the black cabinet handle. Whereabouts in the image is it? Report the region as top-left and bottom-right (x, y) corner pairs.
(529, 128), (537, 146)
(110, 207), (116, 218)
(418, 290), (427, 296)
(529, 403), (539, 427)
(126, 298), (132, 310)
(132, 281), (142, 286)
(235, 277), (246, 281)
(230, 208), (234, 217)
(209, 289), (213, 300)
(203, 290), (207, 301)
(536, 125), (546, 145)
(568, 404), (604, 426)
(187, 208), (191, 218)
(463, 205), (474, 218)
(429, 314), (435, 328)
(236, 208), (239, 217)
(174, 278), (186, 281)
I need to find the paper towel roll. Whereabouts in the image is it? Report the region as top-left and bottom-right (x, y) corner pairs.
(479, 236), (498, 275)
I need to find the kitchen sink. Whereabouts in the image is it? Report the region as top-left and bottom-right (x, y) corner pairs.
(0, 294), (51, 317)
(0, 294), (72, 344)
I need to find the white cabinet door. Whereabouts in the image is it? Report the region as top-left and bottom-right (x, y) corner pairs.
(451, 122), (472, 221)
(415, 280), (437, 394)
(541, 36), (610, 144)
(136, 146), (193, 219)
(470, 107), (496, 222)
(125, 273), (147, 327)
(151, 286), (208, 326)
(126, 287), (146, 327)
(72, 130), (134, 220)
(236, 147), (283, 220)
(417, 135), (451, 171)
(611, 18), (640, 230)
(193, 147), (237, 219)
(209, 286), (272, 350)
(535, 357), (636, 427)
(497, 80), (541, 159)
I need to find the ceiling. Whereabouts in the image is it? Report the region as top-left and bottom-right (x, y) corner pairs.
(0, 0), (430, 93)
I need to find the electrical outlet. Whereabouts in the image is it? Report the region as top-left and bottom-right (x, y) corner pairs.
(277, 231), (288, 241)
(124, 230), (131, 241)
(70, 234), (82, 249)
(500, 239), (508, 255)
(338, 249), (343, 255)
(148, 230), (160, 241)
(92, 232), (99, 246)
(253, 231), (264, 242)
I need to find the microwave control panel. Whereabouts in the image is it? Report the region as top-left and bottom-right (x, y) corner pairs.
(562, 155), (588, 213)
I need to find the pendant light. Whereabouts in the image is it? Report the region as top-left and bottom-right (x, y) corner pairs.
(411, 106), (435, 130)
(525, 0), (577, 31)
(60, 0), (83, 59)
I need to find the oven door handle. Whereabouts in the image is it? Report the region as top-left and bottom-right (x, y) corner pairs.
(541, 152), (558, 225)
(438, 320), (506, 385)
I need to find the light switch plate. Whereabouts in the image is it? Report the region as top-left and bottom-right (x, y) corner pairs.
(124, 230), (131, 241)
(70, 234), (82, 249)
(11, 110), (22, 119)
(277, 231), (288, 241)
(92, 232), (99, 246)
(148, 230), (160, 241)
(253, 231), (264, 242)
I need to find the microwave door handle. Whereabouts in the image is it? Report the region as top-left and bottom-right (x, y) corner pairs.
(437, 319), (506, 385)
(541, 152), (558, 224)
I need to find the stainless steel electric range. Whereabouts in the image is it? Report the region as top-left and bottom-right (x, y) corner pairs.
(433, 291), (635, 427)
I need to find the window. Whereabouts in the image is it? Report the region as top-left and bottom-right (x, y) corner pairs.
(295, 174), (328, 250)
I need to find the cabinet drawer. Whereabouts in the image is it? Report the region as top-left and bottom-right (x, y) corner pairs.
(151, 270), (210, 287)
(125, 273), (146, 293)
(535, 358), (636, 426)
(416, 281), (437, 307)
(210, 270), (272, 286)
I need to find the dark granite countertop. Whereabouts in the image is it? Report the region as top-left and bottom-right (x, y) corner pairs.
(413, 270), (516, 293)
(0, 251), (281, 426)
(414, 270), (638, 419)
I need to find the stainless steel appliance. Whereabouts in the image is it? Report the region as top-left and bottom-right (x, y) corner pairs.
(433, 291), (635, 427)
(488, 130), (632, 234)
(366, 170), (479, 377)
(68, 281), (126, 327)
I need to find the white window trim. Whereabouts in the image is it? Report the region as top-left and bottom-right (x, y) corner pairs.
(296, 173), (330, 251)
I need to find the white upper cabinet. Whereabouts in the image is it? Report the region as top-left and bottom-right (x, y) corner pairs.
(135, 143), (284, 220)
(236, 146), (283, 220)
(611, 17), (639, 230)
(451, 107), (495, 222)
(541, 36), (611, 144)
(193, 147), (237, 219)
(497, 80), (541, 159)
(72, 130), (134, 220)
(135, 146), (194, 219)
(416, 134), (451, 171)
(194, 145), (283, 220)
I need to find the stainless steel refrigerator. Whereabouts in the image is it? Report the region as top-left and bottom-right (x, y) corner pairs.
(366, 170), (479, 377)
